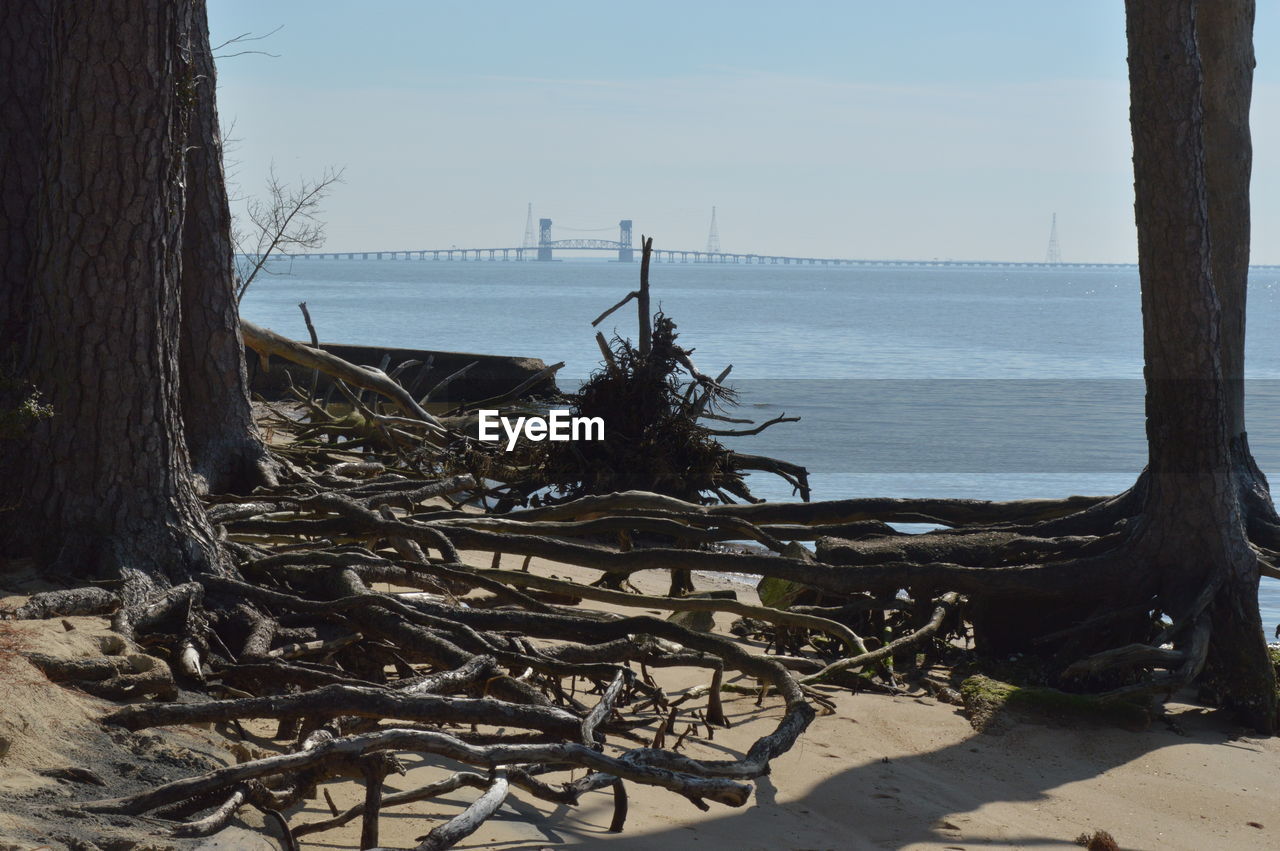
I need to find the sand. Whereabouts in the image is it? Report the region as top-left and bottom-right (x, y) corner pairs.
(289, 554), (1280, 851)
(3, 553), (1278, 851)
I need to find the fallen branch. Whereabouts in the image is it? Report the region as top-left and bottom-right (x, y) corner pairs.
(397, 769), (510, 851)
(241, 319), (444, 429)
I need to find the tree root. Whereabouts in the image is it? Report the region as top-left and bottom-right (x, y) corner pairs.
(6, 586), (121, 620)
(42, 442), (1275, 844)
(26, 651), (177, 700)
(81, 727), (757, 814)
(399, 769), (510, 851)
(103, 683), (587, 738)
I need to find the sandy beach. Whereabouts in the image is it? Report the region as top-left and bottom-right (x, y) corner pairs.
(280, 555), (1280, 851)
(6, 548), (1273, 851)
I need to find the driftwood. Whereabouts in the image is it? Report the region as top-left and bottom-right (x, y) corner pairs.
(399, 770), (509, 851)
(241, 319), (444, 429)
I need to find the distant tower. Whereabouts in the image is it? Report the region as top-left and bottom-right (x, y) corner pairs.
(1045, 213), (1062, 264)
(537, 218), (553, 261)
(706, 206), (721, 254)
(618, 220), (633, 262)
(522, 203), (536, 248)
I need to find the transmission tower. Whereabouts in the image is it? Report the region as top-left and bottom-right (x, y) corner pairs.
(522, 202), (536, 248)
(1045, 213), (1061, 264)
(706, 206), (721, 253)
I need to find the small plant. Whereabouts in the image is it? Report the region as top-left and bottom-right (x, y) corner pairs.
(0, 373), (52, 440)
(1075, 829), (1120, 850)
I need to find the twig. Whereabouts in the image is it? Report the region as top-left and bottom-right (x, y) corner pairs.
(298, 302), (321, 400)
(591, 291), (639, 328)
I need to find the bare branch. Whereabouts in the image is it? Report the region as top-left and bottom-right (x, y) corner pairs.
(212, 25), (284, 58)
(235, 164), (345, 302)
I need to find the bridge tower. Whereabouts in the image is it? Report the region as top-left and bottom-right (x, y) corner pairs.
(522, 203), (536, 248)
(1045, 213), (1061, 264)
(706, 206), (720, 253)
(538, 218), (553, 261)
(618, 220), (633, 262)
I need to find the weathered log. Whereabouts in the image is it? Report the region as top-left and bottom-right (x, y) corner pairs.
(241, 319), (444, 428)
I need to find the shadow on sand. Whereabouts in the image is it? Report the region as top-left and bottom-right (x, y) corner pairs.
(292, 692), (1270, 850)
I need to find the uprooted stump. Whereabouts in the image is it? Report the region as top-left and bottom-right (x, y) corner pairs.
(536, 313), (748, 503)
(505, 236), (808, 508)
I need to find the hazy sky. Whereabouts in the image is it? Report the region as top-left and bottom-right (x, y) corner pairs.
(209, 1), (1280, 264)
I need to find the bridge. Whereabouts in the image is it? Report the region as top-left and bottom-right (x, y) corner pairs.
(284, 216), (1280, 271)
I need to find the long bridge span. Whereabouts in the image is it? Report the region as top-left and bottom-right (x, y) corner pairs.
(285, 216), (1280, 271)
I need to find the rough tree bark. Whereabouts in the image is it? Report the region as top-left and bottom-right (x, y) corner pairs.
(1199, 0), (1254, 445)
(179, 0), (278, 495)
(1177, 0), (1275, 725)
(1197, 2), (1280, 543)
(0, 1), (51, 546)
(21, 0), (227, 607)
(1120, 0), (1272, 730)
(0, 1), (47, 348)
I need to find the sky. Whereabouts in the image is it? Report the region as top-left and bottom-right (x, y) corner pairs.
(209, 1), (1280, 264)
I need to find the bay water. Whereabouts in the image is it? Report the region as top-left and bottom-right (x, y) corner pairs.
(240, 257), (1280, 632)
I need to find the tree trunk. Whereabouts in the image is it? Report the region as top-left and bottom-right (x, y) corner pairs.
(1197, 1), (1280, 528)
(0, 1), (51, 549)
(1198, 0), (1254, 444)
(1190, 0), (1276, 723)
(179, 0), (277, 495)
(22, 0), (225, 606)
(0, 1), (48, 346)
(1125, 0), (1275, 731)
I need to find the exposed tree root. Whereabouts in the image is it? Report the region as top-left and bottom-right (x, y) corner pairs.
(9, 285), (1274, 847)
(12, 440), (1272, 844)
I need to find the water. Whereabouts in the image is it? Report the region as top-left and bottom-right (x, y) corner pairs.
(241, 257), (1280, 631)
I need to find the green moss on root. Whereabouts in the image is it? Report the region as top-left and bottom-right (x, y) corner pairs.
(960, 674), (1151, 732)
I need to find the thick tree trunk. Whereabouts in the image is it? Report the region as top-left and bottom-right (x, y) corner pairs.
(1198, 0), (1254, 443)
(1191, 0), (1276, 723)
(0, 1), (48, 346)
(0, 1), (51, 549)
(23, 0), (225, 605)
(1126, 0), (1275, 731)
(179, 0), (277, 495)
(1197, 0), (1280, 526)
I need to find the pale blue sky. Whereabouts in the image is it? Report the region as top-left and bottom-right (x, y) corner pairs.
(210, 2), (1280, 263)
